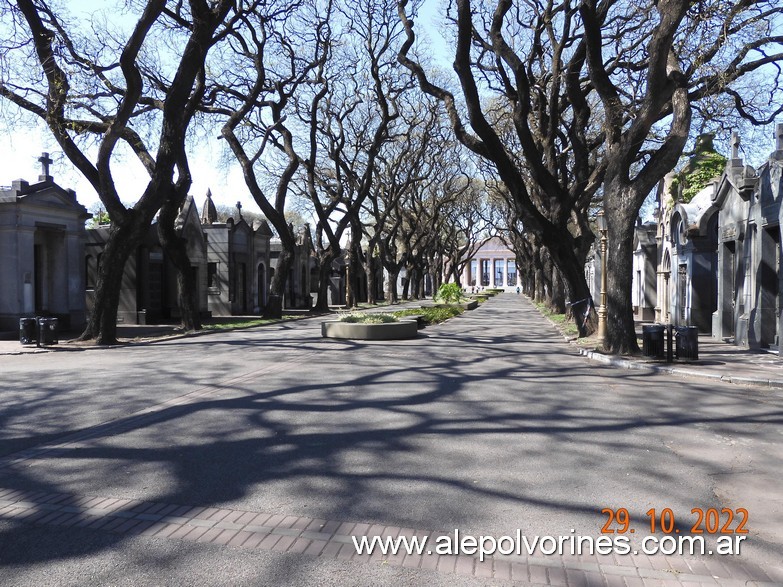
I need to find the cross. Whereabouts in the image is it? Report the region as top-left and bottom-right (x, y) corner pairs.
(38, 152), (53, 178)
(236, 201), (243, 218)
(730, 132), (740, 159)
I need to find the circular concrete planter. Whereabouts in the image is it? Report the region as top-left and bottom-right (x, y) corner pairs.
(321, 319), (418, 340)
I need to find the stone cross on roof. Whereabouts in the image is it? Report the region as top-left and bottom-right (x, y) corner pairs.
(236, 201), (243, 218)
(38, 151), (53, 180)
(730, 132), (740, 159)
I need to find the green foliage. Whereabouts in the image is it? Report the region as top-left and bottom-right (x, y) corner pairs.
(668, 151), (727, 204)
(88, 209), (111, 228)
(393, 306), (463, 324)
(436, 282), (464, 303)
(533, 302), (579, 337)
(339, 313), (399, 324)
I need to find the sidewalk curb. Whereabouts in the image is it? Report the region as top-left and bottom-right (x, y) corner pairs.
(0, 302), (428, 356)
(578, 347), (783, 389)
(526, 296), (783, 391)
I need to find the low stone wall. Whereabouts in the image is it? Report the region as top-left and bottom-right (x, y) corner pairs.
(421, 300), (478, 311)
(321, 319), (418, 340)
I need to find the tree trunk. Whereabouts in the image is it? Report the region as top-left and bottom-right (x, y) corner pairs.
(313, 251), (338, 312)
(429, 256), (440, 299)
(266, 246), (294, 318)
(79, 221), (146, 344)
(382, 264), (400, 303)
(534, 264), (544, 302)
(157, 199), (201, 331)
(542, 251), (554, 305)
(551, 266), (566, 314)
(364, 249), (377, 305)
(604, 191), (640, 354)
(532, 227), (598, 337)
(451, 260), (462, 287)
(345, 243), (355, 308)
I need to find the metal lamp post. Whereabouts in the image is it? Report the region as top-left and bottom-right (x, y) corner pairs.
(596, 210), (608, 344)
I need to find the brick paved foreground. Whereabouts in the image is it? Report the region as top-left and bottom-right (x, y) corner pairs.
(1, 295), (782, 586)
(1, 486), (781, 586)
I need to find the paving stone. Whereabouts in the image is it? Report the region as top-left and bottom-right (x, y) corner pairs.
(436, 555), (456, 574)
(302, 540), (328, 557)
(239, 533), (267, 550)
(226, 530), (253, 547)
(527, 564), (548, 584)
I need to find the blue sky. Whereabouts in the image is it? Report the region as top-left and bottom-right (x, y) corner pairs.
(0, 0), (451, 215)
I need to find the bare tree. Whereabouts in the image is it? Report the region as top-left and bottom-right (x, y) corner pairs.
(0, 0), (237, 343)
(580, 0), (783, 353)
(297, 0), (413, 311)
(209, 0), (330, 317)
(397, 0), (605, 335)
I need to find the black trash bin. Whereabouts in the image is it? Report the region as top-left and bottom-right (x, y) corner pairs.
(37, 316), (59, 345)
(642, 324), (666, 359)
(675, 326), (699, 360)
(19, 318), (37, 345)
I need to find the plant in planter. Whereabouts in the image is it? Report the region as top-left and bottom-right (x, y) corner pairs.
(435, 283), (465, 303)
(322, 311), (416, 340)
(432, 282), (478, 310)
(393, 306), (463, 325)
(339, 313), (398, 324)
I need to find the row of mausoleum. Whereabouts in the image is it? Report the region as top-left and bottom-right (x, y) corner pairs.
(0, 156), (318, 335)
(589, 126), (783, 351)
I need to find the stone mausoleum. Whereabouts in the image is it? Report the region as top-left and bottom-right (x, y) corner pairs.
(0, 154), (90, 333)
(461, 237), (520, 291)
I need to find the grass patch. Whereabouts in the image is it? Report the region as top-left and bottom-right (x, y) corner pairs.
(393, 306), (463, 325)
(533, 302), (579, 338)
(202, 316), (297, 330)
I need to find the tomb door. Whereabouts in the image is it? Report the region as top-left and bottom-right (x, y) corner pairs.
(661, 251), (671, 323)
(723, 241), (736, 338)
(34, 244), (44, 312)
(148, 262), (164, 313)
(33, 229), (65, 313)
(191, 266), (199, 311)
(760, 227), (780, 347)
(258, 264), (266, 308)
(678, 264), (687, 322)
(238, 263), (247, 313)
(288, 266), (295, 308)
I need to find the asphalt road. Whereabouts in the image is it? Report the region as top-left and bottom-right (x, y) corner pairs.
(1, 295), (781, 586)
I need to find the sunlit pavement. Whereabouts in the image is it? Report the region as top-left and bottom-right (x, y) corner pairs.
(1, 295), (782, 586)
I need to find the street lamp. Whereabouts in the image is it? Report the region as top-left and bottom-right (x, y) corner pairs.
(596, 210), (608, 345)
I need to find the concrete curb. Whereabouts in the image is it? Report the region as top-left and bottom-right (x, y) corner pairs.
(577, 347), (783, 389)
(527, 296), (783, 391)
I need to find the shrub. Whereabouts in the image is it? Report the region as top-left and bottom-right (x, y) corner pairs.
(436, 282), (464, 303)
(339, 312), (398, 324)
(393, 306), (463, 325)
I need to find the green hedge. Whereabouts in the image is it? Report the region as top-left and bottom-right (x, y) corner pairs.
(393, 306), (463, 325)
